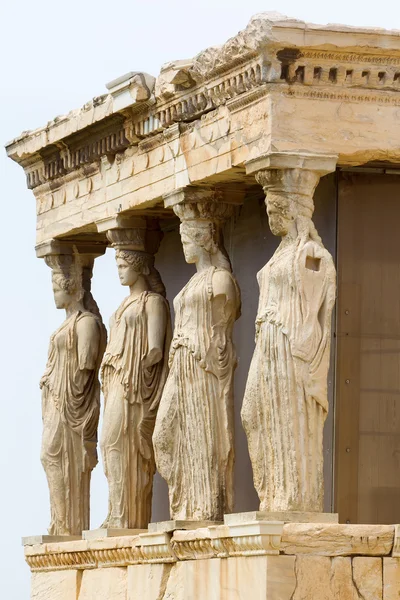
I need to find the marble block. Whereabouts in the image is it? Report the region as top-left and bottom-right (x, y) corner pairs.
(83, 528), (146, 540)
(224, 511), (338, 525)
(23, 535), (81, 546)
(148, 520), (222, 533)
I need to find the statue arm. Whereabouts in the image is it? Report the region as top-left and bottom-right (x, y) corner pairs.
(204, 270), (238, 377)
(76, 315), (101, 371)
(143, 295), (167, 369)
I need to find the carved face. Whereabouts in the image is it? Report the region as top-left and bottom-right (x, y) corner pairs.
(181, 231), (200, 264)
(116, 257), (140, 286)
(266, 198), (294, 237)
(52, 280), (72, 310)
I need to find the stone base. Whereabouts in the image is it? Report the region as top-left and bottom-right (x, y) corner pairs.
(25, 519), (399, 599)
(83, 528), (146, 540)
(148, 519), (222, 533)
(22, 535), (81, 546)
(224, 511), (339, 524)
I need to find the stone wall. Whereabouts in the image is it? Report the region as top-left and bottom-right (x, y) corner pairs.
(27, 521), (400, 599)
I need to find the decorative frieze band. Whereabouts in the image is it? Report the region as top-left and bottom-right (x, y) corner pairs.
(24, 523), (283, 572)
(24, 521), (398, 573)
(26, 117), (130, 190)
(22, 44), (400, 193)
(25, 533), (175, 572)
(170, 523), (283, 561)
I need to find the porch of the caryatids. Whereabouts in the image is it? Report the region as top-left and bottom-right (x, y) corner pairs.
(38, 240), (107, 536)
(241, 152), (338, 514)
(96, 216), (171, 531)
(153, 186), (242, 523)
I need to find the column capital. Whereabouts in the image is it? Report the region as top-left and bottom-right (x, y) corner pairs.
(246, 152), (338, 218)
(245, 152), (338, 177)
(35, 238), (106, 263)
(96, 214), (147, 234)
(96, 214), (163, 256)
(163, 185), (245, 210)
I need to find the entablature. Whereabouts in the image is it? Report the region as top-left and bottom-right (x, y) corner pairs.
(5, 12), (400, 246)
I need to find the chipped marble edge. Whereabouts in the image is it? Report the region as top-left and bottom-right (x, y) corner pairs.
(6, 12), (400, 156)
(23, 522), (400, 572)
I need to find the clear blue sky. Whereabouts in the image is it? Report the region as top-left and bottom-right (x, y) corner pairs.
(1, 0), (399, 596)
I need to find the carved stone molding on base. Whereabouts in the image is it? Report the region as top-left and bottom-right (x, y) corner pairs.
(135, 532), (177, 563)
(170, 522), (283, 560)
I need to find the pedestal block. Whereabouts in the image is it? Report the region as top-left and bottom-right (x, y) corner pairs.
(24, 518), (399, 599)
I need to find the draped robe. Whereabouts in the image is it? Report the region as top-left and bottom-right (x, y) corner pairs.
(100, 291), (170, 529)
(241, 238), (336, 512)
(40, 311), (106, 535)
(154, 266), (240, 521)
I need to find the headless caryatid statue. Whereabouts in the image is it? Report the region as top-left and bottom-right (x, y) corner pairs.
(100, 228), (170, 530)
(153, 198), (241, 522)
(40, 252), (106, 535)
(241, 167), (336, 513)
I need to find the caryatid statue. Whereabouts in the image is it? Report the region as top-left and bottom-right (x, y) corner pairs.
(40, 248), (107, 535)
(153, 188), (241, 522)
(100, 224), (171, 530)
(241, 153), (337, 513)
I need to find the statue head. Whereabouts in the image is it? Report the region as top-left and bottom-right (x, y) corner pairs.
(115, 249), (151, 287)
(256, 169), (321, 244)
(179, 221), (218, 264)
(174, 201), (233, 271)
(266, 194), (296, 237)
(45, 253), (84, 310)
(107, 226), (166, 296)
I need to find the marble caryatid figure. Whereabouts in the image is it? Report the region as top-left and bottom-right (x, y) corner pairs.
(154, 196), (241, 522)
(241, 164), (336, 513)
(100, 227), (170, 530)
(40, 252), (106, 535)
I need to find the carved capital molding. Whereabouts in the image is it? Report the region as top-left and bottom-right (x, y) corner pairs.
(246, 152), (338, 216)
(164, 185), (244, 209)
(96, 215), (164, 256)
(36, 238), (107, 300)
(246, 152), (338, 178)
(35, 238), (107, 262)
(164, 185), (244, 228)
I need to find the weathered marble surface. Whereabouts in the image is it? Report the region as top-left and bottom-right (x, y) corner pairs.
(242, 154), (337, 513)
(281, 523), (394, 556)
(100, 225), (170, 530)
(40, 251), (106, 536)
(6, 14), (400, 247)
(26, 523), (398, 600)
(154, 192), (241, 522)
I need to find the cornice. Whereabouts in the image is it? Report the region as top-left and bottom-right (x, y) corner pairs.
(6, 13), (400, 196)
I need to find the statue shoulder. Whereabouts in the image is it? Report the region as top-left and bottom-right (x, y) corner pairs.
(76, 312), (101, 339)
(212, 268), (238, 302)
(145, 292), (168, 314)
